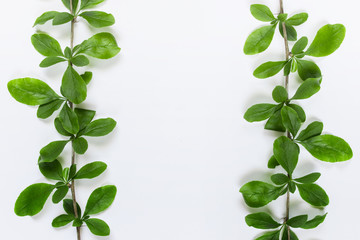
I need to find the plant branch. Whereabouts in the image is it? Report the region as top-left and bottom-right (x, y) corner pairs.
(280, 0), (291, 239)
(69, 1), (81, 240)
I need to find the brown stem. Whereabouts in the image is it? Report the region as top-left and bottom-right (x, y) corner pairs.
(69, 1), (81, 240)
(280, 0), (291, 239)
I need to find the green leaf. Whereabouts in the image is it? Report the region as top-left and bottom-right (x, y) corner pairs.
(290, 59), (298, 73)
(37, 99), (64, 119)
(292, 78), (321, 100)
(288, 104), (306, 122)
(268, 155), (279, 169)
(82, 118), (117, 137)
(287, 215), (308, 228)
(31, 34), (63, 57)
(61, 66), (87, 104)
(80, 11), (115, 28)
(256, 230), (280, 240)
(288, 181), (296, 193)
(273, 136), (299, 175)
(297, 59), (322, 81)
(62, 0), (79, 12)
(306, 24), (346, 57)
(75, 108), (96, 130)
(244, 104), (277, 122)
(63, 168), (70, 181)
(71, 55), (90, 67)
(40, 140), (69, 162)
(254, 61), (286, 79)
(77, 32), (121, 59)
(279, 23), (297, 41)
(53, 12), (74, 25)
(72, 137), (88, 154)
(286, 13), (308, 26)
(271, 173), (288, 185)
(283, 61), (291, 76)
(245, 212), (281, 229)
(39, 160), (63, 181)
(75, 161), (107, 179)
(14, 183), (55, 216)
(73, 218), (83, 227)
(84, 185), (117, 215)
(8, 78), (60, 106)
(292, 37), (308, 54)
(52, 214), (75, 228)
(296, 121), (323, 141)
(301, 214), (327, 229)
(244, 25), (276, 55)
(85, 218), (110, 236)
(81, 72), (93, 85)
(281, 228), (298, 240)
(281, 106), (301, 137)
(265, 109), (285, 132)
(34, 11), (58, 26)
(59, 104), (80, 134)
(69, 164), (77, 180)
(240, 181), (283, 208)
(63, 199), (81, 217)
(277, 13), (288, 22)
(272, 86), (288, 103)
(250, 4), (275, 22)
(40, 56), (66, 68)
(52, 186), (69, 204)
(294, 172), (321, 184)
(297, 183), (329, 207)
(54, 118), (73, 136)
(300, 134), (353, 162)
(80, 0), (105, 10)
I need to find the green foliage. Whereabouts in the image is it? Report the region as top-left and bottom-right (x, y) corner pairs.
(245, 212), (281, 229)
(250, 4), (275, 22)
(84, 185), (117, 215)
(31, 34), (63, 57)
(254, 61), (286, 79)
(40, 140), (69, 162)
(81, 118), (117, 136)
(77, 32), (121, 59)
(240, 181), (283, 208)
(244, 104), (277, 122)
(80, 11), (115, 28)
(273, 136), (299, 175)
(297, 183), (329, 207)
(85, 218), (110, 236)
(244, 25), (276, 55)
(75, 161), (107, 179)
(61, 66), (87, 104)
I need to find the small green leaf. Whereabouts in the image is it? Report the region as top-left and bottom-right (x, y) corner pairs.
(71, 55), (90, 67)
(85, 218), (110, 236)
(272, 86), (287, 103)
(306, 24), (346, 57)
(290, 59), (298, 73)
(281, 106), (301, 137)
(84, 185), (117, 215)
(34, 11), (59, 26)
(80, 11), (115, 28)
(294, 172), (321, 184)
(273, 136), (299, 175)
(80, 0), (105, 10)
(69, 164), (77, 180)
(288, 104), (306, 123)
(61, 66), (87, 104)
(40, 140), (69, 162)
(52, 214), (75, 228)
(254, 61), (286, 79)
(277, 13), (288, 22)
(250, 4), (275, 22)
(54, 118), (73, 136)
(8, 78), (60, 106)
(40, 56), (67, 68)
(292, 37), (308, 54)
(75, 161), (107, 179)
(63, 168), (70, 181)
(279, 23), (297, 41)
(287, 215), (308, 228)
(244, 25), (276, 55)
(72, 137), (88, 154)
(301, 214), (327, 229)
(281, 228), (299, 240)
(292, 78), (321, 100)
(268, 155), (279, 169)
(52, 186), (69, 204)
(240, 181), (283, 208)
(286, 13), (308, 26)
(271, 173), (288, 185)
(265, 109), (285, 132)
(39, 159), (63, 181)
(244, 104), (277, 122)
(288, 181), (296, 193)
(15, 183), (55, 216)
(63, 199), (81, 217)
(37, 99), (64, 119)
(59, 104), (80, 134)
(75, 108), (96, 130)
(77, 32), (121, 59)
(297, 59), (322, 81)
(297, 183), (329, 207)
(296, 121), (323, 141)
(62, 0), (79, 11)
(73, 218), (83, 227)
(300, 134), (353, 162)
(53, 12), (74, 25)
(256, 230), (280, 240)
(245, 212), (281, 229)
(82, 118), (117, 137)
(31, 34), (63, 57)
(81, 72), (93, 85)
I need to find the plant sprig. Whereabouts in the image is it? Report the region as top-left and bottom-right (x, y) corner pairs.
(241, 1), (352, 239)
(8, 0), (120, 238)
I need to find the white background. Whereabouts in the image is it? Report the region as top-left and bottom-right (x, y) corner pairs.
(0, 0), (359, 239)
